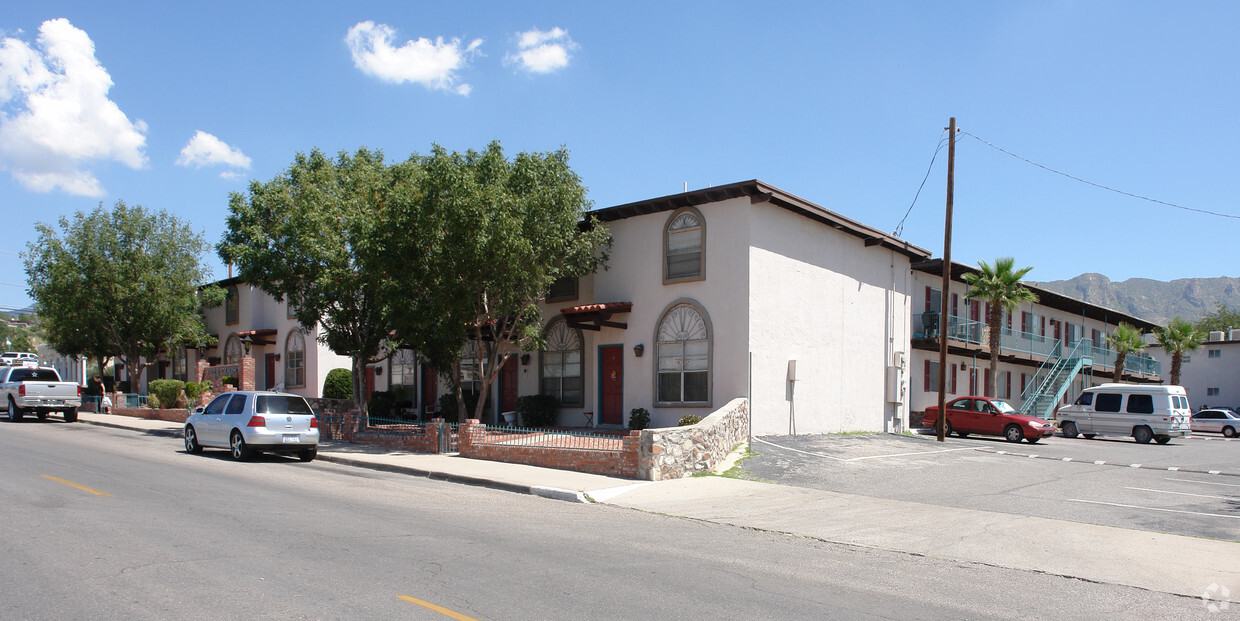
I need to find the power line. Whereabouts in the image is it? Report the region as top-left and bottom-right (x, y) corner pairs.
(893, 129), (948, 237)
(960, 130), (1240, 220)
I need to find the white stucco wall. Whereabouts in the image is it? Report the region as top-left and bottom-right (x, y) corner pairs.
(1149, 340), (1240, 409)
(747, 203), (913, 435)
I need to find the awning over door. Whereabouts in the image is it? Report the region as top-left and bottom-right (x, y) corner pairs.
(560, 302), (633, 331)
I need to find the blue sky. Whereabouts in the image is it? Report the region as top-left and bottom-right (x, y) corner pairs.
(2, 2), (1238, 313)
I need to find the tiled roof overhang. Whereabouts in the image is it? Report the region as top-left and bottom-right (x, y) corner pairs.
(561, 302), (633, 331)
(585, 180), (931, 261)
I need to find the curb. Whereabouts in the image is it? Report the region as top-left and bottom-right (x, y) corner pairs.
(975, 447), (1240, 478)
(80, 419), (182, 438)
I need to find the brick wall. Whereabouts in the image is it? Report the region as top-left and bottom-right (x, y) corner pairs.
(458, 420), (642, 478)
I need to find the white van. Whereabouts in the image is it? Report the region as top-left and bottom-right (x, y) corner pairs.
(1055, 384), (1192, 444)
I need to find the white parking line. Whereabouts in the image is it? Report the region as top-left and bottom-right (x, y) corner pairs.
(1069, 498), (1240, 520)
(1166, 477), (1240, 488)
(751, 437), (977, 462)
(1124, 486), (1236, 501)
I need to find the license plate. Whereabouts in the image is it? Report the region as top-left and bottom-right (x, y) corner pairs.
(47, 400), (63, 405)
(282, 435), (301, 443)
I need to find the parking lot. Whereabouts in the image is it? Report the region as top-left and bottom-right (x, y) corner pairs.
(741, 431), (1240, 541)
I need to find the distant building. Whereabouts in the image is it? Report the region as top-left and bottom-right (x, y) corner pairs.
(1147, 329), (1240, 410)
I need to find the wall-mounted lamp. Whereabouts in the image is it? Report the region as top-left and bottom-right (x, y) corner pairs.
(375, 366), (382, 376)
(273, 353), (281, 362)
(521, 353), (531, 365)
(240, 334), (253, 356)
(959, 362), (968, 371)
(633, 343), (644, 357)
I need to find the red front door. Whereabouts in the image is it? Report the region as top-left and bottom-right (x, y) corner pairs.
(600, 346), (623, 425)
(421, 365), (438, 415)
(500, 356), (518, 413)
(264, 354), (276, 390)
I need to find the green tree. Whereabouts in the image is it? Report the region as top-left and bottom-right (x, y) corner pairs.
(1105, 322), (1146, 383)
(218, 149), (400, 413)
(963, 257), (1038, 398)
(384, 142), (611, 422)
(1155, 317), (1201, 386)
(25, 201), (223, 389)
(1195, 303), (1240, 335)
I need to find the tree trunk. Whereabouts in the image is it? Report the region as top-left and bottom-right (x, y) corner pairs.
(988, 305), (1002, 398)
(1170, 353), (1182, 386)
(1112, 352), (1126, 383)
(352, 356), (368, 417)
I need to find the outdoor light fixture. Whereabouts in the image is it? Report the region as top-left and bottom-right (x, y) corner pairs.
(521, 353), (531, 365)
(634, 344), (644, 357)
(375, 367), (382, 376)
(960, 362), (968, 370)
(240, 334), (253, 356)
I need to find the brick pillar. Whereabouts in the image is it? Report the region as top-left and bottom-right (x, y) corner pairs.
(195, 358), (209, 383)
(427, 418), (443, 454)
(240, 355), (256, 391)
(623, 430), (642, 479)
(458, 419), (481, 456)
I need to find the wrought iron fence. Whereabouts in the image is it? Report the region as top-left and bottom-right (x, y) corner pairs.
(470, 426), (626, 452)
(439, 422), (459, 453)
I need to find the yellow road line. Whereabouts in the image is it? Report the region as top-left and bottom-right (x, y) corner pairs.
(41, 475), (112, 497)
(395, 595), (479, 620)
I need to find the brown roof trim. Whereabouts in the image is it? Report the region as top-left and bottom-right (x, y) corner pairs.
(912, 259), (1162, 331)
(560, 301), (632, 332)
(588, 180), (931, 261)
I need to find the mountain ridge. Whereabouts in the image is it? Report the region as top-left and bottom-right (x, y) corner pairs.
(1028, 274), (1240, 326)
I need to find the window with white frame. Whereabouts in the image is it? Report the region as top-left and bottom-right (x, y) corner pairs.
(389, 348), (416, 390)
(224, 335), (242, 365)
(656, 302), (710, 404)
(285, 331), (305, 388)
(173, 345), (188, 381)
(664, 208), (705, 282)
(460, 340), (485, 396)
(540, 319), (583, 406)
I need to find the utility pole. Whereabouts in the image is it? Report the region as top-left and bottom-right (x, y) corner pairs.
(937, 117), (956, 442)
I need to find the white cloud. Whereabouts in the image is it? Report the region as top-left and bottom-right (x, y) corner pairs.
(176, 130), (251, 174)
(345, 21), (481, 95)
(0, 18), (147, 196)
(506, 27), (576, 74)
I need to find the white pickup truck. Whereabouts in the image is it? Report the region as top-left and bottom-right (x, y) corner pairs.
(0, 365), (83, 422)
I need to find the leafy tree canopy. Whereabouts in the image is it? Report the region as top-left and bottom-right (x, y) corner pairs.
(1196, 303), (1240, 335)
(25, 201), (223, 386)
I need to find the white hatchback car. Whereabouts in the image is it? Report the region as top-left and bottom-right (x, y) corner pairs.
(184, 391), (319, 461)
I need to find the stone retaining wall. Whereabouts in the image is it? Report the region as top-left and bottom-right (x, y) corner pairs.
(639, 397), (749, 481)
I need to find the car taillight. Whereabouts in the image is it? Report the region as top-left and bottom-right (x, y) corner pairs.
(246, 416), (266, 427)
(18, 385), (25, 397)
(77, 385), (82, 396)
(310, 417), (318, 428)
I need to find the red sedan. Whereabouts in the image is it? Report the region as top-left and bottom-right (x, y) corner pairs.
(922, 396), (1055, 443)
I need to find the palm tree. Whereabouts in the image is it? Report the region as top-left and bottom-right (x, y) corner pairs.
(1105, 322), (1146, 383)
(963, 257), (1038, 398)
(1155, 318), (1201, 386)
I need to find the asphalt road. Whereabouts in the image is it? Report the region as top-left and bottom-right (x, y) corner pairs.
(0, 420), (1212, 620)
(743, 432), (1240, 541)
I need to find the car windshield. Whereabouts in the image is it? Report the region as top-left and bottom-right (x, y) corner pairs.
(991, 400), (1017, 414)
(256, 395), (313, 415)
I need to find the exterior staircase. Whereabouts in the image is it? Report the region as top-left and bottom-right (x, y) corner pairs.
(1018, 339), (1093, 419)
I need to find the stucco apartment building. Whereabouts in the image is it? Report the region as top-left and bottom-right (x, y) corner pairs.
(908, 260), (1162, 425)
(1148, 329), (1240, 410)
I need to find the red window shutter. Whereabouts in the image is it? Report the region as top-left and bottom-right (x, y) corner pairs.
(1005, 372), (1011, 399)
(1041, 316), (1046, 336)
(950, 366), (957, 394)
(1006, 311), (1012, 329)
(984, 369), (992, 397)
(924, 360), (931, 392)
(925, 286), (932, 312)
(1020, 373), (1027, 393)
(952, 293), (959, 317)
(1021, 312), (1028, 333)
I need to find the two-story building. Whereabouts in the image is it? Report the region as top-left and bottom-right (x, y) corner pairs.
(1147, 329), (1240, 409)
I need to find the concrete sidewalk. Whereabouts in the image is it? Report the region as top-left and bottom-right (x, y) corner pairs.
(77, 411), (1239, 601)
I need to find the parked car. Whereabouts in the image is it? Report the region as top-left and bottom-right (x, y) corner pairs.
(0, 352), (38, 366)
(1055, 384), (1192, 444)
(184, 391), (319, 461)
(1191, 409), (1240, 437)
(922, 396), (1055, 443)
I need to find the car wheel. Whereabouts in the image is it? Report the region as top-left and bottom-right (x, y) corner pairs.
(63, 408), (77, 423)
(1026, 436), (1040, 444)
(941, 420), (953, 437)
(1083, 434), (1096, 439)
(1133, 426), (1153, 444)
(298, 448), (317, 462)
(1155, 436), (1171, 445)
(1003, 424), (1023, 443)
(230, 430), (251, 461)
(8, 399), (21, 422)
(184, 425), (203, 454)
(1062, 421), (1079, 438)
(1223, 426), (1236, 438)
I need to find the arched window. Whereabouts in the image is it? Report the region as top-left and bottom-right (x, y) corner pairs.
(655, 301), (711, 405)
(540, 319), (583, 406)
(460, 340), (485, 396)
(225, 285), (239, 324)
(223, 335), (242, 365)
(664, 207), (705, 283)
(390, 347), (416, 389)
(285, 331), (305, 388)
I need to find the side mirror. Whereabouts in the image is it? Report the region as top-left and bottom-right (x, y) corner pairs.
(194, 406), (205, 414)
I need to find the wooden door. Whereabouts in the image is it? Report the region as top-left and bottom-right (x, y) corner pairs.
(421, 365), (438, 415)
(264, 354), (276, 390)
(600, 346), (623, 425)
(500, 356), (518, 413)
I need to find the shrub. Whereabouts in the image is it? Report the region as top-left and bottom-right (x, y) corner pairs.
(184, 381), (207, 406)
(147, 393), (160, 408)
(367, 390), (396, 420)
(323, 368), (353, 399)
(148, 379), (185, 410)
(516, 394), (559, 428)
(438, 391), (480, 424)
(221, 376), (238, 388)
(678, 415), (703, 426)
(628, 407), (651, 431)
